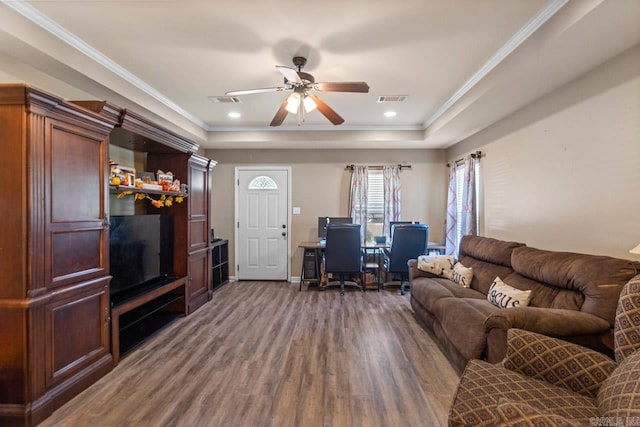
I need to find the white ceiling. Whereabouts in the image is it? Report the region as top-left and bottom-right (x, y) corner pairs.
(0, 0), (638, 150)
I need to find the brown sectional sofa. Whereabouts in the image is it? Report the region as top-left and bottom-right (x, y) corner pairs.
(408, 235), (639, 373)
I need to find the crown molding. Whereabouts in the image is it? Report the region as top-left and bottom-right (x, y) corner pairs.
(423, 0), (569, 129)
(1, 0), (207, 130)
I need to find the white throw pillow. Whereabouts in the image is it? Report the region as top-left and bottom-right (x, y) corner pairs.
(487, 277), (532, 308)
(451, 262), (473, 288)
(417, 255), (455, 277)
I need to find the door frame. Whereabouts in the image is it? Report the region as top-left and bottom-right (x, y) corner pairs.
(234, 166), (292, 281)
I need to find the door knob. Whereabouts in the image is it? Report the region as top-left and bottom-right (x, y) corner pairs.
(282, 232), (286, 237)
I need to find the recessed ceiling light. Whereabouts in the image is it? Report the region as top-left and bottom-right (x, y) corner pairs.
(228, 112), (241, 119)
(384, 111), (397, 118)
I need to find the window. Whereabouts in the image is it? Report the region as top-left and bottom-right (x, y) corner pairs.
(248, 175), (277, 190)
(349, 165), (401, 243)
(366, 169), (384, 240)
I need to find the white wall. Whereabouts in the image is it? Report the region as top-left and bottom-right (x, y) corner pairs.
(448, 44), (640, 259)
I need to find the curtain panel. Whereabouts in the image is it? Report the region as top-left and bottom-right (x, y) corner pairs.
(461, 156), (477, 238)
(445, 164), (458, 256)
(349, 165), (368, 242)
(383, 165), (401, 236)
(445, 155), (479, 257)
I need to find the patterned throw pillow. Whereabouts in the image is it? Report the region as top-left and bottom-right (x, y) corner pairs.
(417, 255), (455, 277)
(487, 277), (532, 308)
(451, 262), (473, 288)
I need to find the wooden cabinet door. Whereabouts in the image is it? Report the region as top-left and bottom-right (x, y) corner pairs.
(188, 155), (210, 252)
(187, 248), (209, 313)
(186, 155), (211, 313)
(39, 115), (113, 405)
(44, 117), (109, 290)
(45, 277), (111, 388)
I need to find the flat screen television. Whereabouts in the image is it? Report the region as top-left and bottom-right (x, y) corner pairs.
(109, 214), (174, 301)
(317, 216), (353, 239)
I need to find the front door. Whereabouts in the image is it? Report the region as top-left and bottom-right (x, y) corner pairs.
(236, 168), (290, 280)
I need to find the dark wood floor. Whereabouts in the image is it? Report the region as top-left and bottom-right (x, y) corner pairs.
(40, 282), (459, 427)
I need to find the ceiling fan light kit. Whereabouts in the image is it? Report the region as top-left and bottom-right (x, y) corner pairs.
(284, 92), (318, 125)
(225, 56), (369, 127)
(303, 95), (317, 113)
(284, 92), (301, 114)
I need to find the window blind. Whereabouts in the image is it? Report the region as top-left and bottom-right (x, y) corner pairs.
(367, 170), (384, 222)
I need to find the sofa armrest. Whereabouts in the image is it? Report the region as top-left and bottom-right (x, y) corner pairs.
(408, 259), (439, 281)
(501, 328), (617, 399)
(485, 306), (611, 337)
(484, 307), (611, 364)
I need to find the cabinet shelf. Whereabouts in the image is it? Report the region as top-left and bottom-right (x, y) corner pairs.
(110, 184), (187, 198)
(118, 311), (183, 356)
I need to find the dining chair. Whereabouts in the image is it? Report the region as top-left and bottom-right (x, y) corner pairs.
(323, 223), (364, 295)
(383, 224), (429, 295)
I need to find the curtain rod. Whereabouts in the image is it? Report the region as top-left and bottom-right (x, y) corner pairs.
(447, 151), (483, 167)
(346, 164), (412, 171)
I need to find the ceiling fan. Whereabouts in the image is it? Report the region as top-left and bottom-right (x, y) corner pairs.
(225, 56), (369, 127)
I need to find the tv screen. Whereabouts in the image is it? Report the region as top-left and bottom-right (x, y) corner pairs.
(109, 214), (174, 299)
(318, 216), (353, 239)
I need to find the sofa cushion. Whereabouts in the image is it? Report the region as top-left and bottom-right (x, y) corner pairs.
(597, 349), (640, 419)
(502, 272), (584, 310)
(410, 277), (484, 314)
(511, 246), (637, 325)
(487, 277), (532, 308)
(458, 236), (525, 295)
(457, 256), (517, 295)
(433, 297), (499, 360)
(459, 235), (525, 268)
(449, 359), (598, 427)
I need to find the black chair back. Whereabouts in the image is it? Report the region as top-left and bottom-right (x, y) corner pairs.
(325, 224), (362, 273)
(389, 220), (419, 240)
(388, 224), (429, 273)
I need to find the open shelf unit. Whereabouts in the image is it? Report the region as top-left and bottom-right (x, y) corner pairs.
(111, 276), (186, 363)
(211, 239), (229, 290)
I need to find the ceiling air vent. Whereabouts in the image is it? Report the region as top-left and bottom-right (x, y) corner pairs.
(209, 96), (242, 104)
(377, 95), (408, 103)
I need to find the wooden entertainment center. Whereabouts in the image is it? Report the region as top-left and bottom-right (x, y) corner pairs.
(0, 84), (216, 426)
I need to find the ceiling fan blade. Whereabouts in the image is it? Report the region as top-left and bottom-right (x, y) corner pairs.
(225, 87), (285, 96)
(270, 98), (289, 127)
(308, 94), (344, 125)
(276, 66), (303, 85)
(314, 82), (370, 93)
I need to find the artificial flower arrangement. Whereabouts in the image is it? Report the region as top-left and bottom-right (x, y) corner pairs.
(116, 190), (183, 208)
